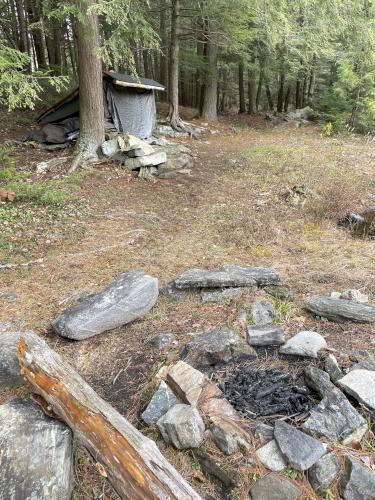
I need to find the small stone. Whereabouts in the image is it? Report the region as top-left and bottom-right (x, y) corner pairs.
(325, 354), (343, 382)
(264, 284), (295, 302)
(279, 331), (327, 358)
(174, 266), (280, 289)
(101, 138), (119, 156)
(124, 152), (167, 170)
(127, 143), (155, 157)
(181, 328), (255, 367)
(35, 157), (68, 173)
(0, 397), (73, 499)
(167, 360), (206, 405)
(159, 282), (188, 302)
(201, 287), (249, 303)
(256, 440), (287, 472)
(303, 389), (368, 445)
(340, 455), (375, 499)
(52, 270), (158, 340)
(0, 332), (25, 392)
(304, 366), (335, 398)
(340, 289), (369, 303)
(0, 291), (19, 301)
(251, 300), (276, 325)
(157, 404), (204, 449)
(141, 381), (179, 425)
(247, 325), (285, 346)
(254, 422), (274, 442)
(152, 333), (176, 349)
(305, 296), (375, 323)
(249, 473), (301, 500)
(274, 420), (326, 471)
(338, 369), (375, 411)
(211, 419), (251, 455)
(308, 452), (341, 493)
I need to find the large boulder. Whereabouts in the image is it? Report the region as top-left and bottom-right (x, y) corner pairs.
(274, 420), (326, 471)
(173, 266), (280, 289)
(305, 296), (375, 323)
(52, 270), (158, 340)
(0, 332), (25, 392)
(338, 369), (375, 411)
(340, 455), (375, 499)
(157, 404), (205, 449)
(0, 397), (73, 499)
(181, 328), (255, 367)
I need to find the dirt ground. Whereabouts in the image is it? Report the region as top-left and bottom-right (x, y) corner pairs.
(1, 113), (375, 498)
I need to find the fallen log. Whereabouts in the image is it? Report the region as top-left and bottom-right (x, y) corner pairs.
(17, 332), (201, 500)
(305, 296), (375, 323)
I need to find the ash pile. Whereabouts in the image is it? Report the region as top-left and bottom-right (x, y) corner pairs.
(101, 132), (194, 180)
(221, 367), (313, 418)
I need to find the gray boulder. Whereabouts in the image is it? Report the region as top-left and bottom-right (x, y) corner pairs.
(308, 452), (341, 493)
(174, 265), (280, 289)
(141, 381), (179, 425)
(210, 419), (251, 455)
(304, 366), (335, 398)
(160, 282), (188, 302)
(157, 404), (205, 449)
(247, 325), (285, 346)
(52, 270), (158, 340)
(274, 420), (326, 471)
(256, 440), (287, 472)
(338, 369), (375, 411)
(124, 152), (167, 170)
(201, 287), (249, 303)
(254, 422), (274, 442)
(152, 333), (176, 349)
(249, 473), (301, 500)
(305, 296), (375, 323)
(324, 354), (342, 382)
(251, 300), (276, 325)
(0, 397), (73, 499)
(0, 332), (25, 392)
(303, 389), (368, 445)
(101, 138), (119, 157)
(181, 328), (255, 367)
(340, 455), (375, 499)
(279, 331), (327, 358)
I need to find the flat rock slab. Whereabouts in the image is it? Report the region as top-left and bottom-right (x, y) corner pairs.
(0, 397), (73, 499)
(0, 332), (24, 391)
(340, 455), (375, 499)
(305, 296), (375, 323)
(303, 388), (367, 445)
(125, 152), (167, 170)
(274, 420), (326, 471)
(157, 404), (205, 449)
(309, 452), (341, 493)
(201, 287), (249, 303)
(174, 266), (280, 289)
(338, 369), (375, 411)
(279, 331), (327, 358)
(167, 360), (206, 405)
(249, 473), (301, 500)
(141, 381), (179, 425)
(210, 419), (251, 455)
(247, 325), (285, 346)
(304, 366), (336, 398)
(251, 300), (276, 325)
(256, 440), (287, 472)
(181, 328), (255, 367)
(52, 270), (158, 340)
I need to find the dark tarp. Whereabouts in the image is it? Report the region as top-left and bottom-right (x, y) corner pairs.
(105, 83), (156, 139)
(24, 117), (80, 144)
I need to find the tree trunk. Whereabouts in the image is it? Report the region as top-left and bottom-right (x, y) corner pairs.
(295, 79), (301, 109)
(248, 67), (256, 114)
(18, 332), (201, 500)
(307, 70), (315, 104)
(27, 0), (47, 69)
(256, 68), (264, 111)
(265, 78), (274, 111)
(284, 85), (291, 112)
(238, 61), (246, 113)
(201, 20), (218, 120)
(71, 0), (105, 169)
(277, 73), (285, 113)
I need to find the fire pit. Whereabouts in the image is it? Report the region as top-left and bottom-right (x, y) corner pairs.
(220, 366), (313, 419)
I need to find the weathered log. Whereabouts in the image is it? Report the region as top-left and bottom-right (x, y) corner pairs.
(17, 332), (201, 500)
(305, 296), (375, 323)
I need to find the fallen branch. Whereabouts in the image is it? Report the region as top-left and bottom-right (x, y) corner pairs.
(18, 332), (201, 500)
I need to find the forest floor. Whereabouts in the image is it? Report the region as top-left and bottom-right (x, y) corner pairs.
(1, 112), (375, 498)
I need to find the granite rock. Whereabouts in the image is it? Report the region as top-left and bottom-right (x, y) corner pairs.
(141, 381), (179, 425)
(279, 331), (327, 358)
(308, 452), (341, 493)
(157, 404), (205, 449)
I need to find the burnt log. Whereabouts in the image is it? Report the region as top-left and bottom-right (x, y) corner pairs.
(305, 296), (375, 323)
(17, 332), (201, 500)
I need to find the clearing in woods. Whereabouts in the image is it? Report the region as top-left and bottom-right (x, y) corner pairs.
(1, 116), (375, 494)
